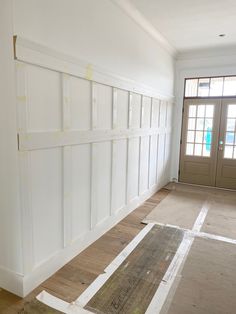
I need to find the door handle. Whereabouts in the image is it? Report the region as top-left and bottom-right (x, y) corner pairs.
(219, 140), (224, 151)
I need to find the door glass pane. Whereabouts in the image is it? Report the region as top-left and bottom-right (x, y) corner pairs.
(194, 144), (202, 156)
(188, 118), (196, 130)
(197, 105), (205, 117)
(202, 145), (211, 157)
(195, 131), (203, 143)
(204, 118), (213, 131)
(228, 104), (236, 118)
(189, 105), (197, 117)
(205, 105), (214, 117)
(187, 131), (195, 142)
(223, 77), (236, 96)
(224, 146), (233, 158)
(234, 147), (236, 159)
(203, 130), (212, 144)
(209, 77), (223, 96)
(227, 119), (235, 131)
(226, 132), (235, 145)
(196, 118), (204, 130)
(186, 143), (194, 155)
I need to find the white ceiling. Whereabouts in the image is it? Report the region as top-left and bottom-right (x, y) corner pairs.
(129, 0), (236, 52)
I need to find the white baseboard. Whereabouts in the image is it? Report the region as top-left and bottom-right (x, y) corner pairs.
(0, 265), (23, 297)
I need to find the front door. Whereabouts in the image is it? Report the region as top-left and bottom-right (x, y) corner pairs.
(180, 98), (221, 186)
(180, 98), (236, 189)
(216, 99), (236, 189)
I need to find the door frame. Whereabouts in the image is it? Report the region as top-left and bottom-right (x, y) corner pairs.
(178, 96), (236, 187)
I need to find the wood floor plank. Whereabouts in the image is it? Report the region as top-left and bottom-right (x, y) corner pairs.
(85, 225), (184, 314)
(18, 299), (63, 314)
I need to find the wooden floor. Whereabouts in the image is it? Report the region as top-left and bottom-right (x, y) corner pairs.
(86, 224), (183, 314)
(0, 189), (169, 313)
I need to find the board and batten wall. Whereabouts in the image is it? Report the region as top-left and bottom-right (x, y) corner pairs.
(0, 0), (175, 297)
(14, 37), (173, 296)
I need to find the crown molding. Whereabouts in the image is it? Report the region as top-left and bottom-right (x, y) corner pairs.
(111, 0), (177, 57)
(177, 44), (236, 61)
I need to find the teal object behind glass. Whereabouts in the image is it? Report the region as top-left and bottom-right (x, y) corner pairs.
(205, 128), (212, 151)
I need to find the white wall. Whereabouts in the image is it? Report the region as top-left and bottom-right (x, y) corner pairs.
(13, 0), (174, 97)
(0, 0), (175, 297)
(171, 49), (236, 180)
(0, 0), (23, 295)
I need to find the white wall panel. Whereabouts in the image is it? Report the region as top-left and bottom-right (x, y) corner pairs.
(127, 137), (140, 201)
(160, 100), (167, 129)
(166, 101), (173, 128)
(149, 135), (158, 188)
(93, 83), (112, 130)
(139, 136), (150, 195)
(142, 96), (151, 129)
(71, 144), (91, 241)
(92, 141), (111, 226)
(70, 76), (91, 130)
(157, 134), (166, 184)
(164, 134), (172, 176)
(151, 99), (160, 128)
(113, 89), (129, 129)
(30, 148), (63, 266)
(129, 93), (141, 129)
(27, 64), (62, 132)
(111, 139), (127, 213)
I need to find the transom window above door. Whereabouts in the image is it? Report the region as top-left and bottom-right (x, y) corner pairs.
(185, 76), (236, 98)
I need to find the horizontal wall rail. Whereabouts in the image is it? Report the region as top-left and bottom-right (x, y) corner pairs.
(18, 128), (172, 151)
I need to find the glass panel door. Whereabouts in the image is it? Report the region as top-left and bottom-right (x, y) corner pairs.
(180, 98), (221, 186)
(216, 100), (236, 189)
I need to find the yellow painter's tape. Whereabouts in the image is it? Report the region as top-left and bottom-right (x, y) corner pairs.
(17, 96), (27, 102)
(85, 64), (93, 81)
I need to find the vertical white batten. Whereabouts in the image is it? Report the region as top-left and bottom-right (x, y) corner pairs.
(16, 63), (34, 274)
(62, 73), (73, 247)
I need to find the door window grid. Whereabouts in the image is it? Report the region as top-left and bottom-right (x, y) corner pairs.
(186, 104), (214, 157)
(224, 104), (236, 159)
(185, 76), (236, 98)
